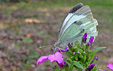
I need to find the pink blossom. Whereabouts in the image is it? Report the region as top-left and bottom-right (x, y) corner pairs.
(107, 63), (113, 71)
(37, 51), (64, 68)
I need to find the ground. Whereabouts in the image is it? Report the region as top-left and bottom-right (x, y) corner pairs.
(0, 0), (113, 71)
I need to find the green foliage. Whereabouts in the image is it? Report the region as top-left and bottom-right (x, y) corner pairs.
(92, 47), (106, 54)
(69, 63), (74, 71)
(73, 61), (83, 69)
(53, 68), (59, 71)
(24, 60), (32, 70)
(89, 47), (106, 62)
(22, 37), (33, 44)
(65, 41), (106, 71)
(29, 52), (38, 58)
(0, 44), (6, 50)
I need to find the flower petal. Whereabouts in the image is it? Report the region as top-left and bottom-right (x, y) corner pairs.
(86, 42), (90, 45)
(39, 52), (64, 68)
(64, 62), (67, 66)
(86, 36), (94, 46)
(107, 63), (113, 70)
(89, 36), (94, 46)
(61, 49), (66, 52)
(48, 51), (64, 64)
(87, 64), (95, 70)
(58, 62), (64, 68)
(48, 54), (56, 62)
(37, 56), (48, 65)
(65, 47), (69, 51)
(54, 51), (64, 64)
(68, 42), (72, 46)
(83, 33), (87, 40)
(57, 49), (66, 52)
(96, 56), (99, 60)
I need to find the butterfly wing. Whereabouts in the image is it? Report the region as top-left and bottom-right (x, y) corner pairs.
(55, 3), (98, 46)
(58, 3), (84, 39)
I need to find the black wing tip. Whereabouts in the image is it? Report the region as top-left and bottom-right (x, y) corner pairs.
(69, 3), (84, 13)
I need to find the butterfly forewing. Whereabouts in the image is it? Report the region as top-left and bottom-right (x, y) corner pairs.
(58, 3), (84, 39)
(56, 3), (98, 46)
(58, 6), (94, 41)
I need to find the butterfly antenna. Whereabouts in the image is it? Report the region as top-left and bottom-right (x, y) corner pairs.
(39, 45), (53, 48)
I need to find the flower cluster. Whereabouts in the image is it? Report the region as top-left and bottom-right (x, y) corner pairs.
(37, 33), (106, 71)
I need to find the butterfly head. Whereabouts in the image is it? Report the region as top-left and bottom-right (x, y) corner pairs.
(53, 41), (68, 51)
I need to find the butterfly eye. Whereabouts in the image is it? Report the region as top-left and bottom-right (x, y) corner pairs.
(73, 21), (82, 25)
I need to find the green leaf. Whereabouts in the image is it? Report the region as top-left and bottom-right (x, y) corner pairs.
(89, 47), (106, 62)
(22, 37), (33, 44)
(64, 64), (70, 71)
(82, 53), (86, 62)
(66, 50), (73, 58)
(29, 52), (38, 58)
(60, 69), (65, 71)
(73, 61), (83, 69)
(92, 47), (106, 54)
(53, 68), (59, 71)
(67, 59), (72, 63)
(69, 64), (74, 71)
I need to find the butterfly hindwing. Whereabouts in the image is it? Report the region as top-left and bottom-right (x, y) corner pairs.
(59, 19), (98, 44)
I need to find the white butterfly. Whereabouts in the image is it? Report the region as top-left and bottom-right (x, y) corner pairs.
(53, 3), (98, 49)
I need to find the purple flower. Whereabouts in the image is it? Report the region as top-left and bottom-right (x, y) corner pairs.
(86, 42), (90, 45)
(87, 64), (95, 71)
(78, 51), (80, 53)
(61, 49), (66, 52)
(53, 66), (57, 68)
(65, 47), (69, 51)
(57, 47), (69, 52)
(73, 52), (75, 54)
(48, 52), (63, 64)
(89, 36), (94, 45)
(64, 62), (67, 66)
(90, 57), (98, 64)
(48, 52), (64, 68)
(83, 33), (87, 40)
(57, 50), (61, 52)
(75, 47), (77, 49)
(58, 62), (64, 68)
(107, 63), (113, 71)
(37, 51), (64, 68)
(68, 42), (72, 46)
(88, 50), (90, 52)
(87, 36), (94, 46)
(96, 56), (99, 60)
(57, 49), (66, 52)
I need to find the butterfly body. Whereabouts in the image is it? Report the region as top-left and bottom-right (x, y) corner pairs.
(53, 3), (98, 49)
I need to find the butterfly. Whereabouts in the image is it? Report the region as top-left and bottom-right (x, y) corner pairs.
(53, 3), (98, 50)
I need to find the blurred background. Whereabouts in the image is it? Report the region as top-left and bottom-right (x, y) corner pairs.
(0, 0), (113, 71)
